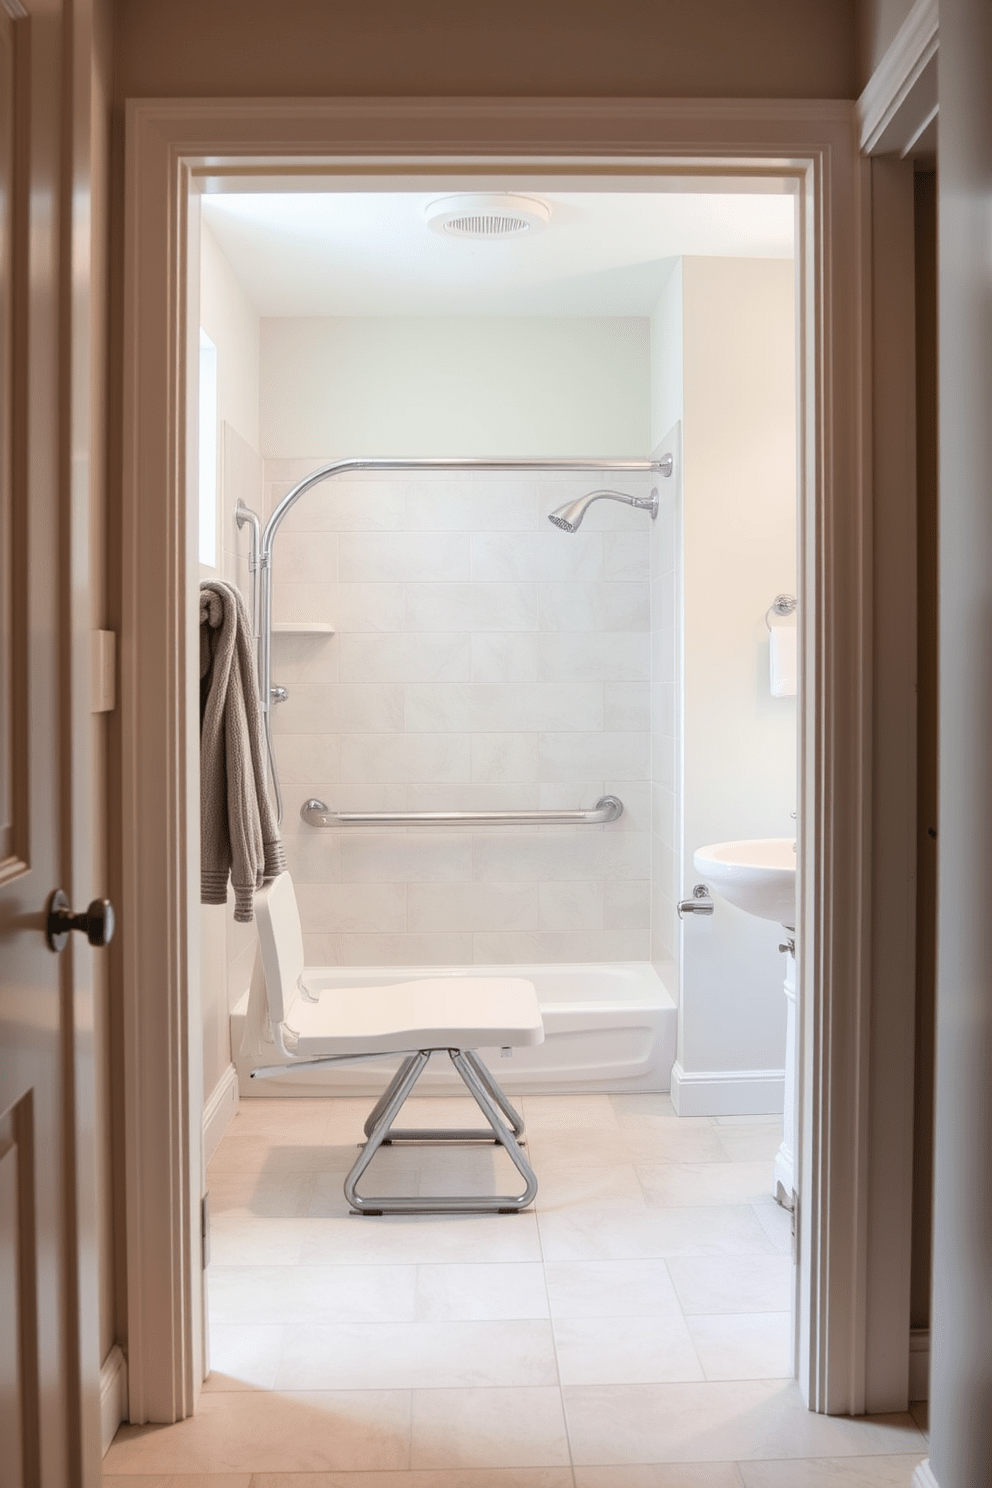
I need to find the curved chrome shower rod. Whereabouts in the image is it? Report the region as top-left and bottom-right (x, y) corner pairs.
(258, 455), (671, 822)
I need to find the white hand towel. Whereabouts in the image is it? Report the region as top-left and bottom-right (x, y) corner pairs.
(769, 624), (797, 697)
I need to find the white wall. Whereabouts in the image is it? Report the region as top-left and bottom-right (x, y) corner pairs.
(260, 317), (651, 458)
(200, 221), (260, 452)
(198, 224), (264, 1109)
(674, 257), (797, 1112)
(649, 262), (683, 988)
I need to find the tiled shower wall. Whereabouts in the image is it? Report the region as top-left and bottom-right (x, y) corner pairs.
(649, 427), (679, 984)
(266, 463), (654, 967)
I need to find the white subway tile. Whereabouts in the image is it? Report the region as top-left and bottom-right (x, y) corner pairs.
(602, 780), (652, 833)
(539, 582), (650, 632)
(406, 783), (540, 813)
(270, 683), (404, 734)
(473, 832), (607, 883)
(604, 831), (651, 882)
(605, 878), (651, 930)
(340, 833), (473, 883)
(405, 582), (538, 633)
(408, 882), (538, 933)
(273, 530), (339, 584)
(308, 932), (475, 967)
(471, 633), (540, 683)
(273, 581), (404, 633)
(338, 632), (471, 683)
(275, 478), (405, 533)
(537, 632), (650, 683)
(294, 880), (407, 934)
(539, 880), (605, 931)
(604, 681), (651, 732)
(406, 683), (603, 735)
(404, 481), (539, 531)
(282, 833), (342, 884)
(539, 732), (650, 782)
(339, 733), (472, 784)
(603, 533), (651, 581)
(472, 928), (650, 963)
(273, 733), (340, 783)
(471, 734), (540, 784)
(471, 532), (603, 583)
(338, 531), (471, 583)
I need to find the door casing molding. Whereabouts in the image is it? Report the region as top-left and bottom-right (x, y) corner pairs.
(119, 94), (902, 1420)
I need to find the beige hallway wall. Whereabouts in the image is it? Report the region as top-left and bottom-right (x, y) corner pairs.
(114, 0), (858, 101)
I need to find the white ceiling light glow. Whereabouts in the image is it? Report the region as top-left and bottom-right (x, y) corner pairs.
(424, 193), (552, 239)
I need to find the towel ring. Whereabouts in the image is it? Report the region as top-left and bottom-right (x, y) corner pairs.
(766, 594), (797, 630)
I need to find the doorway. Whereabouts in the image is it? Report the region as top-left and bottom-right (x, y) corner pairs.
(114, 96), (907, 1432)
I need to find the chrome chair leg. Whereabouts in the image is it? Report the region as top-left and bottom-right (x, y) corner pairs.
(344, 1046), (538, 1216)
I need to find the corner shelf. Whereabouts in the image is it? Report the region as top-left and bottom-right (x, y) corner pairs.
(272, 621), (335, 635)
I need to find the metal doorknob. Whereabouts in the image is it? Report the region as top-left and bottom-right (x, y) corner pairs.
(46, 890), (116, 952)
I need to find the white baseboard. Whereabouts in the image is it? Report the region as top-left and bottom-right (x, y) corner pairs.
(913, 1461), (939, 1488)
(203, 1062), (239, 1163)
(670, 1061), (785, 1117)
(909, 1327), (930, 1401)
(100, 1343), (127, 1455)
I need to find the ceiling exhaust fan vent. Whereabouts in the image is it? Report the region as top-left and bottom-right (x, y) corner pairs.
(425, 194), (551, 240)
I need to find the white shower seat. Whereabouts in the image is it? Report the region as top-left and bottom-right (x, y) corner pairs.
(249, 871), (544, 1215)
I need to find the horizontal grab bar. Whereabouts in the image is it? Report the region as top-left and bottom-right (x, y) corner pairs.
(300, 796), (623, 828)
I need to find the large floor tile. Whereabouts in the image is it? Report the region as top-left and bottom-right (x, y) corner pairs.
(227, 1096), (344, 1138)
(534, 1162), (647, 1211)
(562, 1381), (925, 1465)
(298, 1213), (543, 1265)
(248, 1472), (576, 1488)
(207, 1171), (315, 1220)
(749, 1202), (792, 1255)
(209, 1134), (336, 1175)
(553, 1311), (704, 1385)
(536, 1203), (776, 1263)
(104, 1390), (412, 1474)
(203, 1325), (285, 1391)
(686, 1312), (792, 1380)
(574, 1467), (744, 1487)
(715, 1126), (784, 1164)
(208, 1263), (418, 1325)
(411, 1386), (571, 1469)
(619, 1124), (729, 1166)
(209, 1218), (309, 1267)
(666, 1256), (792, 1316)
(544, 1258), (682, 1319)
(524, 1094), (622, 1131)
(737, 1455), (927, 1486)
(414, 1261), (550, 1320)
(274, 1319), (559, 1390)
(528, 1126), (638, 1168)
(637, 1163), (775, 1210)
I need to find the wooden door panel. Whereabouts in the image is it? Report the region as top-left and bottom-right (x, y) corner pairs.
(0, 1098), (40, 1488)
(0, 2), (101, 1484)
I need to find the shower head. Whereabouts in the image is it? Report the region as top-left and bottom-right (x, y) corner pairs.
(547, 487), (659, 534)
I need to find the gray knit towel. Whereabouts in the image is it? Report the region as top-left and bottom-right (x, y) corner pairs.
(200, 581), (285, 922)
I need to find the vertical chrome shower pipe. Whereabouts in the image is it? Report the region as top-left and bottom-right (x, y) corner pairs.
(258, 456), (667, 822)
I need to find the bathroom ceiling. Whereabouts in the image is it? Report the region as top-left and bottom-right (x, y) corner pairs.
(200, 189), (794, 317)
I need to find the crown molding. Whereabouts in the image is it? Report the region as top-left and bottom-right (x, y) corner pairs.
(858, 0), (939, 156)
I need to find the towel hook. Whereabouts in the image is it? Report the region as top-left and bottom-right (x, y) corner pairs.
(765, 593), (796, 630)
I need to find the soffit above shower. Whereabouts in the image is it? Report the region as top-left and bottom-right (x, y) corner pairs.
(200, 188), (794, 318)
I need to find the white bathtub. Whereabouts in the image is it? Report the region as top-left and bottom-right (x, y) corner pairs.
(232, 961), (676, 1098)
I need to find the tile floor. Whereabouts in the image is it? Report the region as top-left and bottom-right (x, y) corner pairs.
(104, 1091), (928, 1486)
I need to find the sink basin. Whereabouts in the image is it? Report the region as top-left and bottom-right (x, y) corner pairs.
(692, 838), (796, 928)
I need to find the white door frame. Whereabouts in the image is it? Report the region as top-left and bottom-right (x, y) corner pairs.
(118, 96), (914, 1421)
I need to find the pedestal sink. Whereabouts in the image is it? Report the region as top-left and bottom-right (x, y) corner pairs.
(691, 837), (797, 1207)
(692, 837), (796, 929)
